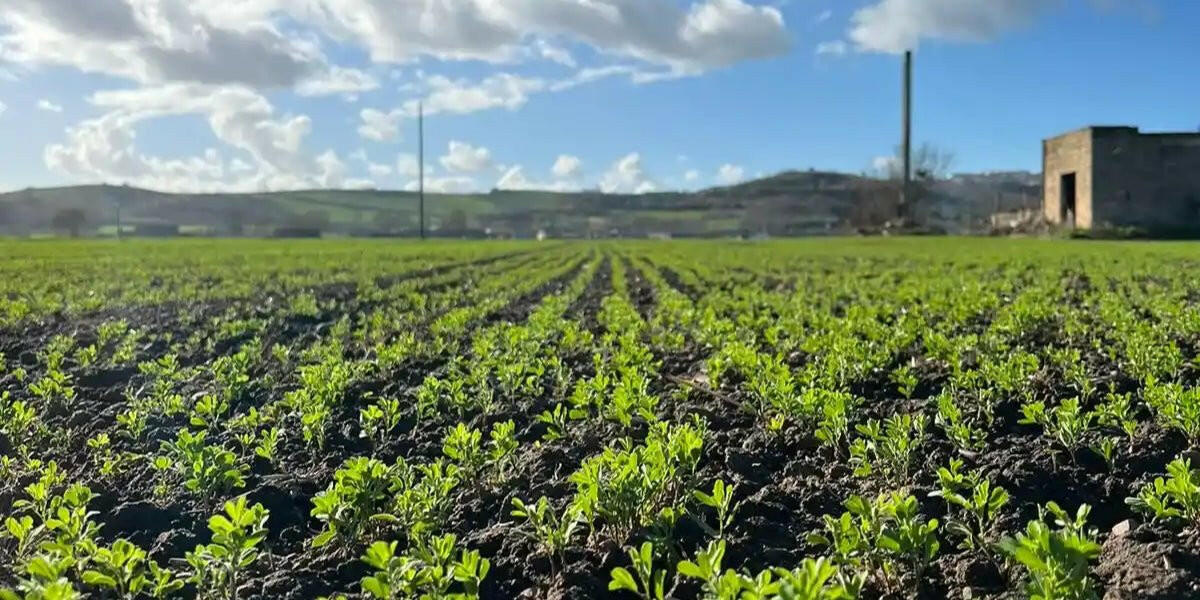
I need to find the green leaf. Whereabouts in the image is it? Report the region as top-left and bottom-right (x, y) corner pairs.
(82, 571), (118, 588)
(4, 516), (32, 539)
(1011, 545), (1048, 572)
(28, 557), (66, 580)
(638, 541), (653, 566)
(312, 530), (336, 548)
(877, 533), (901, 552)
(361, 577), (390, 599)
(652, 570), (666, 600)
(806, 532), (831, 547)
(677, 560), (703, 579)
(608, 567), (638, 592)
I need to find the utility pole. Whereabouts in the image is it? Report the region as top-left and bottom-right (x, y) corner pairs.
(113, 187), (122, 241)
(418, 101), (425, 240)
(900, 50), (913, 224)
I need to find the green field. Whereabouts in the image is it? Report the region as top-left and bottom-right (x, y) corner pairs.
(2, 238), (1199, 599)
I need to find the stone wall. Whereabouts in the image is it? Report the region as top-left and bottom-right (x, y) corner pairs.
(1043, 128), (1094, 228)
(1091, 129), (1200, 230)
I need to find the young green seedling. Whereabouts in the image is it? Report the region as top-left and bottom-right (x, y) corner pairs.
(609, 542), (665, 600)
(692, 479), (741, 541)
(185, 497), (269, 600)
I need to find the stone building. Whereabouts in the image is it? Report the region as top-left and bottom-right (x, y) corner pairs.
(1043, 126), (1200, 230)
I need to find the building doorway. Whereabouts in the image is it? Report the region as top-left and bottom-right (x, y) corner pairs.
(1060, 173), (1077, 226)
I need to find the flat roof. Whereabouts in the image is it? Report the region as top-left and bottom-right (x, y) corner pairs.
(1046, 126), (1200, 141)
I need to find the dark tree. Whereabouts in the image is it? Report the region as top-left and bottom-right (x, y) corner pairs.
(740, 200), (773, 236)
(288, 209), (330, 231)
(849, 179), (902, 231)
(442, 209), (468, 233)
(372, 210), (409, 234)
(856, 142), (955, 230)
(0, 201), (13, 234)
(226, 208), (246, 236)
(52, 207), (88, 238)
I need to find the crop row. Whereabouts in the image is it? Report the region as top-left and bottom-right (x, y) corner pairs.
(3, 239), (1200, 599)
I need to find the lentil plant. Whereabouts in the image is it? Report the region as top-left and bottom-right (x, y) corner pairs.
(2, 238), (1199, 599)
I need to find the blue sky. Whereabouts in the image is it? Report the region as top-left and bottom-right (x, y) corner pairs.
(0, 0), (1192, 194)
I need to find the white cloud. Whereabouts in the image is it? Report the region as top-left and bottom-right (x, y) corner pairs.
(495, 166), (528, 190)
(256, 0), (790, 72)
(367, 162), (393, 177)
(407, 64), (690, 111)
(45, 107), (226, 191)
(349, 148), (394, 177)
(536, 39), (576, 67)
(549, 64), (692, 92)
(600, 152), (656, 194)
(440, 141), (493, 174)
(0, 101), (6, 117)
(397, 153), (421, 178)
(815, 9), (834, 24)
(296, 67), (380, 97)
(408, 73), (546, 116)
(549, 66), (631, 92)
(345, 178), (377, 189)
(43, 83), (338, 192)
(0, 0), (335, 89)
(871, 155), (902, 177)
(716, 163), (745, 184)
(396, 152), (465, 191)
(671, 0), (792, 69)
(684, 169), (700, 182)
(551, 154), (583, 179)
(495, 165), (581, 192)
(403, 175), (477, 193)
(849, 0), (1048, 53)
(816, 40), (848, 56)
(316, 149), (348, 188)
(357, 108), (405, 142)
(6, 0), (796, 193)
(3, 1), (788, 110)
(37, 99), (64, 112)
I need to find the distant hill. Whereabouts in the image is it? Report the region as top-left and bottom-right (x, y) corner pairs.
(0, 170), (1041, 238)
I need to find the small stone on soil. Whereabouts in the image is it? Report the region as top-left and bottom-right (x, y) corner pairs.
(1111, 519), (1135, 537)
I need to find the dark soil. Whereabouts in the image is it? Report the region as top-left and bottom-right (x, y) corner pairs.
(4, 249), (1200, 600)
(569, 256), (612, 334)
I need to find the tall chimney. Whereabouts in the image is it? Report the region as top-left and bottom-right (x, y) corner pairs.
(901, 50), (913, 222)
(418, 101), (425, 240)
